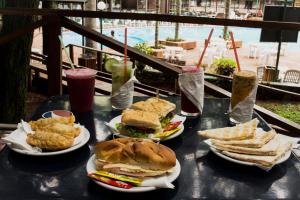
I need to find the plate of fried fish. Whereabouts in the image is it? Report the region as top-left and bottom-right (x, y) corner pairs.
(3, 115), (90, 156)
(108, 98), (186, 141)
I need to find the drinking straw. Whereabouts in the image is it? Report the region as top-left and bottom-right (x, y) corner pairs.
(124, 27), (128, 83)
(229, 31), (241, 72)
(197, 28), (214, 69)
(58, 35), (75, 69)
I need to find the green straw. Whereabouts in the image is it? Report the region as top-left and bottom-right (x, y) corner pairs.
(58, 35), (75, 69)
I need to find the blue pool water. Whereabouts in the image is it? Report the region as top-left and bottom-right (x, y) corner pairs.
(62, 25), (300, 50)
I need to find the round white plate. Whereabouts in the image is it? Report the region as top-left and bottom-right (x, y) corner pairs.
(86, 154), (181, 193)
(210, 147), (291, 166)
(108, 115), (185, 141)
(8, 126), (90, 156)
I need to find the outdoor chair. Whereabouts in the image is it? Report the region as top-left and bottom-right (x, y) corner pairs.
(283, 70), (300, 84)
(248, 43), (258, 59)
(280, 43), (287, 56)
(257, 66), (265, 81)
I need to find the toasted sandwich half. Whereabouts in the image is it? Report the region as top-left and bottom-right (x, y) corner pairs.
(131, 97), (176, 127)
(94, 138), (176, 177)
(116, 109), (163, 138)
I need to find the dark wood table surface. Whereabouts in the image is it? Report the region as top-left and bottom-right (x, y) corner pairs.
(0, 96), (299, 200)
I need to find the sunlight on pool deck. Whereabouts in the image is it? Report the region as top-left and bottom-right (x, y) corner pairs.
(32, 26), (300, 77)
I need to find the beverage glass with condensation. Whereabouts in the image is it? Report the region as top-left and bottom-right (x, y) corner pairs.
(230, 70), (258, 122)
(110, 62), (133, 109)
(65, 68), (97, 112)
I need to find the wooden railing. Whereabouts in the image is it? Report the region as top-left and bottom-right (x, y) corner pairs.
(29, 52), (177, 97)
(1, 8), (300, 133)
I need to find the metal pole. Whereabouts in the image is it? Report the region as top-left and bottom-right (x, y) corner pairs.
(82, 2), (84, 53)
(275, 0), (287, 71)
(100, 17), (103, 50)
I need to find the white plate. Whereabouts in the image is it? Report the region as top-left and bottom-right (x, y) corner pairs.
(209, 146), (291, 166)
(108, 114), (185, 141)
(7, 126), (90, 156)
(86, 154), (181, 193)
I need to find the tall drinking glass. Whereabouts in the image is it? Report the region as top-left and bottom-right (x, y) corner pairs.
(111, 62), (133, 109)
(230, 70), (258, 122)
(179, 66), (204, 117)
(65, 68), (97, 112)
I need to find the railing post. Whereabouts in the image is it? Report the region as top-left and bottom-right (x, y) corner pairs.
(44, 16), (62, 96)
(69, 44), (74, 63)
(97, 51), (102, 71)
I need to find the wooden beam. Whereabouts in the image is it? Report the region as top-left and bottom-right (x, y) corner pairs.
(62, 17), (181, 76)
(45, 16), (62, 96)
(0, 8), (300, 31)
(0, 19), (45, 45)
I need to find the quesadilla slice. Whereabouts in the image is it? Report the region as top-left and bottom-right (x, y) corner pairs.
(212, 133), (282, 156)
(211, 129), (276, 148)
(198, 118), (258, 140)
(222, 140), (292, 168)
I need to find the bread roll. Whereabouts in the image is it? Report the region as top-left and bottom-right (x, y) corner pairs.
(95, 138), (176, 172)
(131, 97), (176, 118)
(121, 109), (161, 130)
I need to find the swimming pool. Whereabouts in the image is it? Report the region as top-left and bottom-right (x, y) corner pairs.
(62, 25), (300, 50)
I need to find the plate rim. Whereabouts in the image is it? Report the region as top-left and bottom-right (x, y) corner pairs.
(86, 154), (181, 193)
(8, 126), (90, 156)
(108, 114), (184, 141)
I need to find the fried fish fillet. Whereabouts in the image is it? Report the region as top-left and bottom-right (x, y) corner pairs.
(27, 131), (74, 150)
(29, 115), (75, 131)
(41, 123), (80, 138)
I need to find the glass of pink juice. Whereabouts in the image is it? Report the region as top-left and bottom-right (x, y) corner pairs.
(65, 68), (97, 112)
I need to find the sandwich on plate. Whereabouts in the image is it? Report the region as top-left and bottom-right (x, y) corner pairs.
(88, 138), (177, 189)
(94, 138), (176, 177)
(116, 109), (163, 138)
(131, 97), (176, 127)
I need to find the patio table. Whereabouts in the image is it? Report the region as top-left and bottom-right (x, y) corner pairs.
(0, 95), (300, 200)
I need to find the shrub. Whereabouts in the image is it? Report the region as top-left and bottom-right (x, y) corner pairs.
(134, 42), (153, 55)
(134, 42), (154, 70)
(213, 58), (237, 76)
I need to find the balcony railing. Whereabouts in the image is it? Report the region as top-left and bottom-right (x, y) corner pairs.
(1, 8), (300, 133)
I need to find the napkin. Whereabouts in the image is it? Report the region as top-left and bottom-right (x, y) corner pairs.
(229, 79), (258, 123)
(2, 121), (40, 152)
(171, 115), (186, 124)
(178, 70), (204, 114)
(141, 176), (174, 189)
(111, 73), (137, 110)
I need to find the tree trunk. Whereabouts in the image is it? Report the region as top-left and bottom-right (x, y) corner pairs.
(174, 0), (181, 40)
(0, 0), (38, 123)
(223, 0), (231, 39)
(85, 0), (97, 55)
(154, 0), (160, 48)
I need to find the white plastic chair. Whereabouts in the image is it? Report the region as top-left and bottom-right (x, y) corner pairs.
(248, 43), (259, 59)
